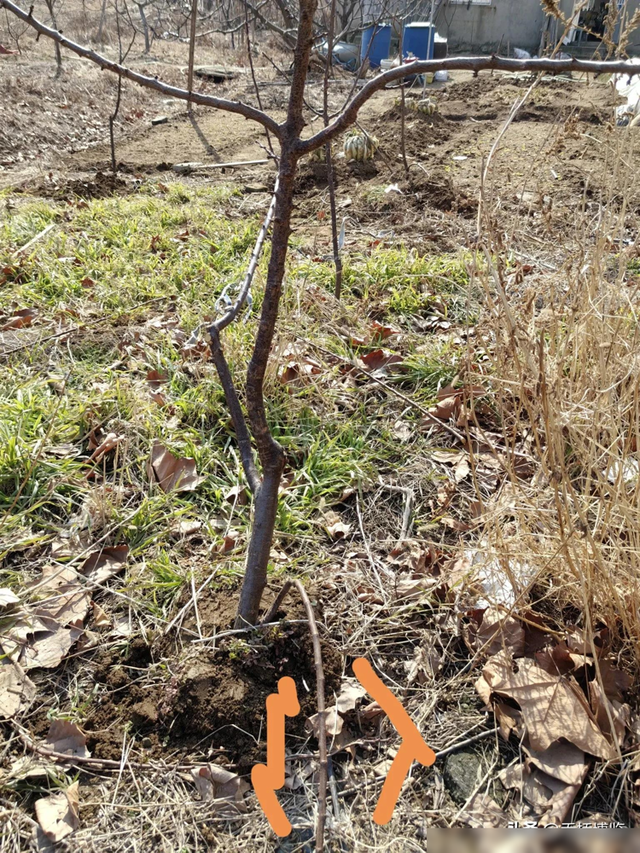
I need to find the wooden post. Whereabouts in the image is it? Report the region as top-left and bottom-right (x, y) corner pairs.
(187, 0), (198, 113)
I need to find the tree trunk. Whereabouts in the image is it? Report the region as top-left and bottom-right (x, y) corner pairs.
(96, 0), (108, 43)
(138, 3), (150, 53)
(234, 0), (316, 626)
(187, 0), (198, 112)
(44, 0), (62, 76)
(234, 153), (297, 626)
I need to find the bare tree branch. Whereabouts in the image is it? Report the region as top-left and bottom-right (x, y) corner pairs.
(0, 0), (282, 137)
(301, 54), (640, 153)
(294, 579), (327, 852)
(210, 331), (261, 496)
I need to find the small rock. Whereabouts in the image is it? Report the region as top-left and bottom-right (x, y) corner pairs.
(151, 116), (168, 126)
(443, 750), (483, 804)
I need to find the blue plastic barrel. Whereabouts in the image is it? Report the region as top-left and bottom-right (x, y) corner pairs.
(360, 24), (391, 68)
(402, 22), (435, 61)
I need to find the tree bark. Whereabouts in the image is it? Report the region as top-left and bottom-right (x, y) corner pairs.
(137, 3), (150, 53)
(235, 0), (317, 626)
(235, 154), (294, 627)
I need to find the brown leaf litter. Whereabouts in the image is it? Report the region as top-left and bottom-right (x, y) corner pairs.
(35, 780), (80, 844)
(149, 441), (203, 492)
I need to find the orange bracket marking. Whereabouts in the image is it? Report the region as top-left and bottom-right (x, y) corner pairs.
(353, 657), (436, 825)
(251, 675), (300, 836)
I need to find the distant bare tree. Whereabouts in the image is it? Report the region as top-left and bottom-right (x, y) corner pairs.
(43, 0), (63, 74)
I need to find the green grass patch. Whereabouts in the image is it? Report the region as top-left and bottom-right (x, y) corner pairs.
(0, 180), (469, 602)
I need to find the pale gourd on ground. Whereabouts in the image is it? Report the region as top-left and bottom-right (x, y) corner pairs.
(343, 130), (379, 162)
(412, 97), (437, 115)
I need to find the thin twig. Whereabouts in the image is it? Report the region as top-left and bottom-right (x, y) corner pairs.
(355, 492), (392, 594)
(163, 569), (218, 635)
(259, 579), (292, 624)
(14, 223), (54, 255)
(11, 723), (232, 773)
(208, 179), (279, 495)
(244, 5), (275, 157)
(294, 579), (327, 853)
(1, 294), (171, 357)
(320, 0), (342, 301)
(211, 178), (278, 334)
(433, 727), (495, 760)
(173, 157), (271, 172)
(210, 330), (261, 495)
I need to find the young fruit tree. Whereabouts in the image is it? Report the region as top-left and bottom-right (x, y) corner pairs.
(3, 0), (639, 628)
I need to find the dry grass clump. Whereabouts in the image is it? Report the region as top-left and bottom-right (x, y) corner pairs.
(472, 122), (640, 671)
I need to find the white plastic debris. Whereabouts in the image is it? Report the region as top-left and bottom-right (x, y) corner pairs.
(466, 549), (538, 609)
(615, 59), (640, 124)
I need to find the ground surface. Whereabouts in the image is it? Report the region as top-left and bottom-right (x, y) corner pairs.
(1, 25), (640, 853)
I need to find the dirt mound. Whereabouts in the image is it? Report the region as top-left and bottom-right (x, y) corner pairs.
(32, 171), (129, 199)
(83, 588), (342, 771)
(374, 103), (451, 151)
(514, 104), (609, 124)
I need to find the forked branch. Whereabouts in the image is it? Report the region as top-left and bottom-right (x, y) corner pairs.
(208, 179), (279, 496)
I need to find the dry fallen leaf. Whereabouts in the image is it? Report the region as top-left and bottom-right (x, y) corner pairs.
(44, 719), (90, 758)
(454, 456), (470, 483)
(461, 793), (509, 828)
(91, 601), (111, 628)
(539, 775), (586, 826)
(29, 565), (90, 625)
(360, 348), (404, 373)
(0, 658), (36, 718)
(88, 432), (124, 462)
(217, 533), (238, 555)
(191, 765), (250, 814)
(525, 740), (586, 787)
(307, 708), (344, 738)
(391, 420), (413, 442)
(334, 679), (367, 714)
(224, 484), (249, 506)
(369, 320), (400, 340)
(0, 588), (20, 608)
(405, 640), (442, 684)
(589, 679), (629, 744)
(323, 511), (351, 540)
(394, 576), (438, 602)
(278, 349), (322, 386)
(150, 442), (202, 493)
(1, 307), (37, 331)
(6, 756), (58, 784)
(21, 625), (83, 670)
(481, 650), (616, 759)
(81, 545), (129, 584)
(472, 607), (525, 657)
(360, 700), (384, 721)
(146, 369), (167, 390)
(500, 741), (589, 827)
(35, 781), (80, 843)
(169, 519), (203, 537)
